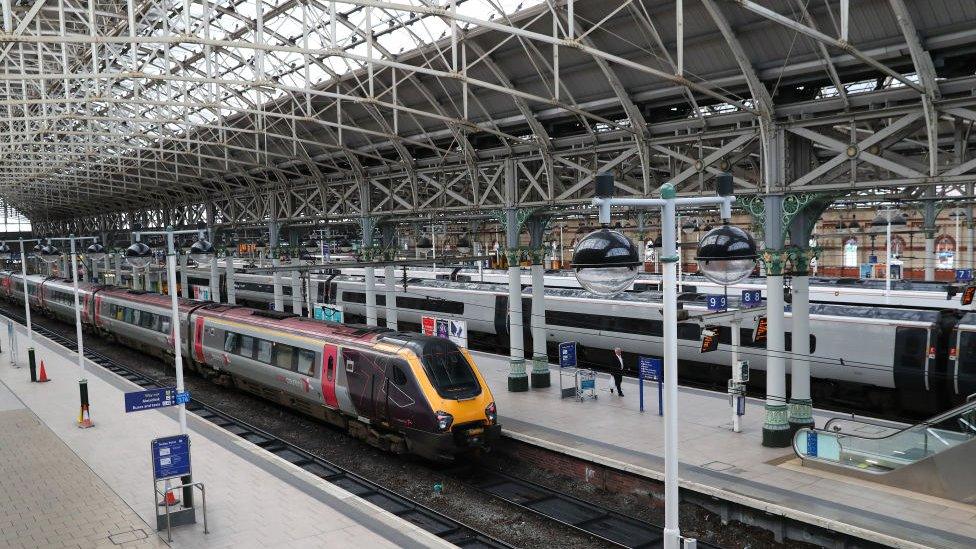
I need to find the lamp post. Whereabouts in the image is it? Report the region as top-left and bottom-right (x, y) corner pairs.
(44, 235), (106, 427)
(871, 208), (906, 298)
(572, 173), (757, 549)
(129, 223), (213, 506)
(8, 237), (56, 379)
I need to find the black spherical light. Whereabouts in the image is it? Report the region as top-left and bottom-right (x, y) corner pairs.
(695, 224), (758, 285)
(124, 242), (153, 269)
(571, 228), (641, 296)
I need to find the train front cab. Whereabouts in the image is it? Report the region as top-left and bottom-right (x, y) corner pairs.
(380, 334), (500, 461)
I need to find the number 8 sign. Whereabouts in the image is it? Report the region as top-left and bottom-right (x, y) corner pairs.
(741, 289), (761, 308)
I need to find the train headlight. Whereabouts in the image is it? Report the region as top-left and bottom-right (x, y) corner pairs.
(695, 223), (758, 286)
(571, 228), (641, 296)
(124, 242), (153, 269)
(485, 402), (497, 424)
(435, 411), (454, 432)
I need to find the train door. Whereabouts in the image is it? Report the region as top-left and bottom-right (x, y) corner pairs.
(955, 329), (976, 399)
(893, 325), (929, 394)
(193, 316), (206, 364)
(94, 294), (103, 327)
(372, 357), (390, 424)
(321, 344), (339, 408)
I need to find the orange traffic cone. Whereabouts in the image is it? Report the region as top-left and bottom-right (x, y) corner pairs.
(37, 361), (51, 383)
(163, 489), (180, 507)
(78, 406), (93, 429)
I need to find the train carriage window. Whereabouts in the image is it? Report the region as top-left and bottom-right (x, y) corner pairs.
(160, 317), (171, 334)
(958, 332), (976, 380)
(677, 323), (701, 341)
(132, 309), (141, 325)
(894, 327), (927, 371)
(224, 332), (238, 353)
(418, 339), (481, 399)
(298, 349), (316, 377)
(256, 339), (273, 363)
(272, 343), (297, 371)
(239, 335), (255, 359)
(123, 308), (134, 324)
(140, 312), (156, 330)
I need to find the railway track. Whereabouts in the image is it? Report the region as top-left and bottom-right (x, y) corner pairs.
(5, 307), (729, 549)
(1, 310), (511, 549)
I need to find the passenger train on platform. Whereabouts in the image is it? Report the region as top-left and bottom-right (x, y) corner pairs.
(0, 272), (500, 461)
(175, 266), (976, 416)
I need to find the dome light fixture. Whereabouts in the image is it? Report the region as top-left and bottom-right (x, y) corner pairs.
(0, 242), (11, 261)
(124, 241), (153, 269)
(188, 238), (215, 265)
(571, 227), (641, 296)
(695, 223), (759, 286)
(38, 243), (62, 264)
(456, 235), (472, 254)
(86, 242), (107, 262)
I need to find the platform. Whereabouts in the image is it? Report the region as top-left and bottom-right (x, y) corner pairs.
(472, 351), (976, 549)
(0, 317), (453, 549)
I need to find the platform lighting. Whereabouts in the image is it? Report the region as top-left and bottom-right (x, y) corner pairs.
(86, 241), (107, 262)
(188, 222), (215, 265)
(695, 224), (759, 286)
(38, 243), (61, 264)
(571, 172), (749, 549)
(124, 241), (153, 269)
(873, 208), (906, 299)
(0, 242), (11, 260)
(456, 236), (472, 254)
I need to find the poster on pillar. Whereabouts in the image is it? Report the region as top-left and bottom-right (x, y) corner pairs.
(448, 320), (468, 348)
(435, 319), (449, 339)
(191, 285), (211, 301)
(421, 316), (436, 336)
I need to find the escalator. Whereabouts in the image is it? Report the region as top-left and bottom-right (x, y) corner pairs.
(793, 398), (976, 503)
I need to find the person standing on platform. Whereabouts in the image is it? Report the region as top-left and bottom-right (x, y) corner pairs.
(810, 256), (818, 277)
(610, 347), (625, 397)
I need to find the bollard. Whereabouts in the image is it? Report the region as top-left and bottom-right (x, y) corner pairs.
(78, 379), (94, 428)
(28, 347), (37, 382)
(683, 538), (697, 549)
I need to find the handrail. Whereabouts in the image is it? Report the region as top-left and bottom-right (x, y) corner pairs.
(819, 400), (976, 443)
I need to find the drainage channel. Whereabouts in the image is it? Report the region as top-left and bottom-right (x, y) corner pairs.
(467, 470), (722, 549)
(10, 314), (512, 549)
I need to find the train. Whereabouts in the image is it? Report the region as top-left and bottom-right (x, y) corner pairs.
(0, 271), (500, 461)
(175, 267), (976, 416)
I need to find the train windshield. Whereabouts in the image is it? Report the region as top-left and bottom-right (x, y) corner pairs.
(418, 339), (481, 400)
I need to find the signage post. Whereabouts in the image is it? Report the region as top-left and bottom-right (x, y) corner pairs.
(639, 356), (663, 416)
(558, 343), (578, 399)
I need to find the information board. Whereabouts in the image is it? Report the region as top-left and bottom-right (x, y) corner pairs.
(559, 342), (577, 368)
(741, 289), (761, 308)
(706, 295), (727, 311)
(753, 316), (768, 343)
(151, 434), (191, 481)
(124, 387), (177, 413)
(639, 356), (662, 381)
(700, 327), (719, 353)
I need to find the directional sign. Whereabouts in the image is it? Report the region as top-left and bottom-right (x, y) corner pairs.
(964, 286), (976, 306)
(151, 434), (191, 481)
(957, 269), (974, 282)
(174, 391), (190, 405)
(706, 295), (727, 311)
(741, 289), (761, 308)
(639, 356), (662, 381)
(124, 387), (177, 413)
(559, 342), (577, 368)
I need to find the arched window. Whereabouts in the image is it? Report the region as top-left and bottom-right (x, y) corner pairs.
(843, 237), (859, 267)
(937, 235), (956, 269)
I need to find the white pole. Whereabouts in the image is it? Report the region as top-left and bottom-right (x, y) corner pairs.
(731, 319), (740, 433)
(661, 199), (680, 549)
(384, 265), (397, 330)
(956, 213), (961, 269)
(19, 238), (32, 349)
(885, 218), (892, 298)
(69, 237), (85, 375)
(225, 255), (236, 305)
(166, 231), (188, 435)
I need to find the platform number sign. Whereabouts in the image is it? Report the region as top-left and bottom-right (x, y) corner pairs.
(706, 295), (727, 311)
(559, 342), (577, 368)
(957, 269), (974, 282)
(741, 289), (761, 308)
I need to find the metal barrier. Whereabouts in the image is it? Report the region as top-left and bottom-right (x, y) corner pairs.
(154, 481), (208, 542)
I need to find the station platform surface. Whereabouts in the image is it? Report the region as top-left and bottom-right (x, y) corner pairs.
(471, 351), (976, 549)
(0, 318), (453, 549)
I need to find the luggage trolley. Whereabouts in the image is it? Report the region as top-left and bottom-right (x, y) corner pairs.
(575, 369), (598, 402)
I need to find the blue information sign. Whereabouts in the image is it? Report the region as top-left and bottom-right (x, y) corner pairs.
(559, 342), (577, 368)
(639, 356), (662, 381)
(741, 289), (761, 308)
(151, 434), (191, 481)
(956, 269), (973, 282)
(174, 391), (190, 405)
(706, 295), (727, 311)
(124, 387), (177, 413)
(806, 431), (818, 457)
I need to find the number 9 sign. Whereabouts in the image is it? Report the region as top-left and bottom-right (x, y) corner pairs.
(707, 295), (727, 311)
